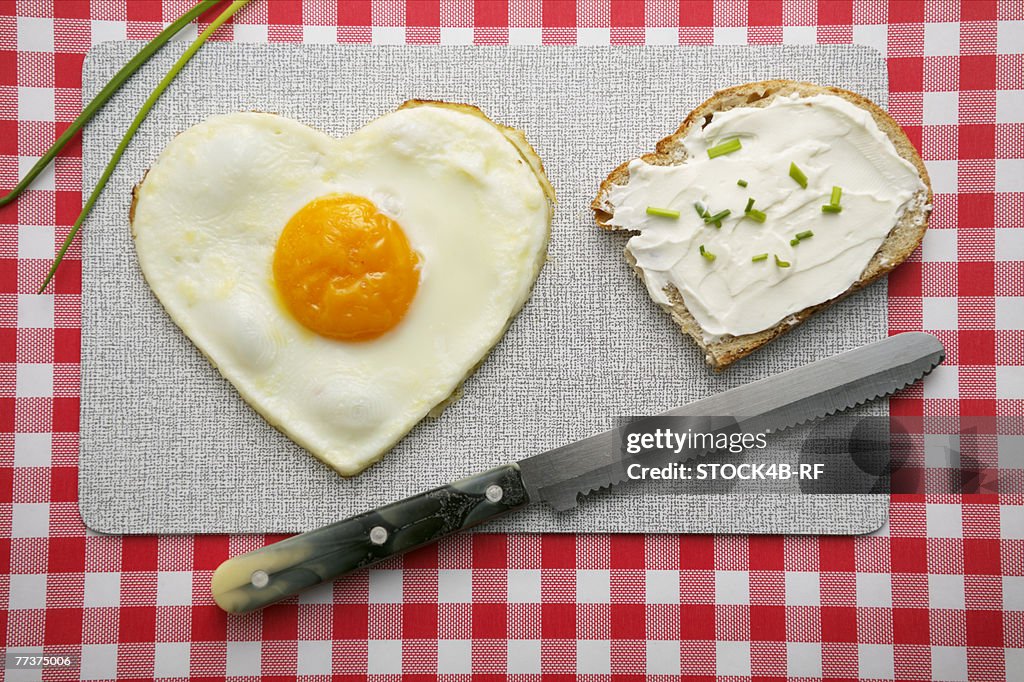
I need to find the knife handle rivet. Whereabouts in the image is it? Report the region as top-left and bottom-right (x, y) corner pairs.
(485, 484), (503, 503)
(250, 570), (270, 589)
(369, 526), (388, 545)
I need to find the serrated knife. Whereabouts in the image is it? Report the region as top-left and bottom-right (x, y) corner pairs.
(211, 332), (943, 613)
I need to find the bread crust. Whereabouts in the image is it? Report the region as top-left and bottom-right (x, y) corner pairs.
(592, 80), (932, 370)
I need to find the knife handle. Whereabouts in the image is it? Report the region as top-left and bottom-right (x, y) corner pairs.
(211, 464), (529, 613)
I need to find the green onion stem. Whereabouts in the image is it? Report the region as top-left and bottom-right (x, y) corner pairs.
(707, 138), (742, 159)
(775, 254), (791, 268)
(744, 197), (755, 212)
(737, 179), (748, 187)
(823, 186), (843, 213)
(39, 0), (251, 293)
(1, 0), (219, 208)
(699, 244), (716, 261)
(789, 162), (808, 189)
(751, 253), (768, 262)
(745, 208), (766, 223)
(704, 208), (731, 224)
(796, 230), (814, 240)
(646, 206), (680, 219)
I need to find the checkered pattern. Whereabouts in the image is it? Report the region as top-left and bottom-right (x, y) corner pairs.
(1, 0), (1022, 679)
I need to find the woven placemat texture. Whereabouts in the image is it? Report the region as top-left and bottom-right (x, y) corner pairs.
(80, 43), (888, 534)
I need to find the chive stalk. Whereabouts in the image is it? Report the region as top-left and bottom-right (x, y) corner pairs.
(744, 197), (755, 212)
(646, 206), (680, 219)
(789, 162), (808, 189)
(704, 208), (731, 225)
(790, 238), (800, 246)
(823, 185), (843, 213)
(694, 202), (708, 219)
(737, 179), (748, 187)
(39, 0), (252, 293)
(751, 253), (768, 262)
(707, 138), (742, 159)
(1, 0), (219, 208)
(796, 230), (814, 240)
(745, 209), (766, 223)
(699, 244), (716, 261)
(775, 255), (791, 268)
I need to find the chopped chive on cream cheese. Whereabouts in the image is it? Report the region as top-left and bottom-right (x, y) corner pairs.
(745, 208), (767, 223)
(822, 185), (843, 213)
(646, 206), (680, 219)
(751, 253), (768, 262)
(704, 208), (731, 225)
(789, 162), (808, 189)
(791, 230), (814, 246)
(707, 138), (742, 159)
(699, 244), (716, 261)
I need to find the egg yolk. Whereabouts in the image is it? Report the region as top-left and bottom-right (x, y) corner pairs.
(273, 194), (420, 341)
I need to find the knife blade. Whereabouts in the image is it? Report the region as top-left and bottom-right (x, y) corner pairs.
(211, 332), (943, 613)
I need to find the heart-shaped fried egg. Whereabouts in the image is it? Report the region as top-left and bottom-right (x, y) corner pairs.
(130, 102), (554, 475)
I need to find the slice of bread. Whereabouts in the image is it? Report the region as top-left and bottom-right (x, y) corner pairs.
(592, 80), (932, 370)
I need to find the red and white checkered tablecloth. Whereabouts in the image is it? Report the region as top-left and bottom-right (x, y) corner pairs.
(2, 1), (1022, 679)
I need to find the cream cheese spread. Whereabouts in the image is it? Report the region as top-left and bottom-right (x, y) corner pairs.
(605, 93), (926, 341)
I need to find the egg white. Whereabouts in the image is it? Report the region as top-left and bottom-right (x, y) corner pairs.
(131, 105), (552, 475)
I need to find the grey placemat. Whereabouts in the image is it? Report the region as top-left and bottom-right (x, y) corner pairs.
(80, 43), (889, 534)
